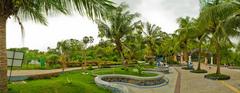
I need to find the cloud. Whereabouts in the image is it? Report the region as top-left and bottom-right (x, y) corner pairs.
(7, 0), (200, 51)
(113, 0), (200, 33)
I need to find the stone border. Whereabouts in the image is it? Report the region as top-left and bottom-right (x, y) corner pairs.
(94, 71), (168, 93)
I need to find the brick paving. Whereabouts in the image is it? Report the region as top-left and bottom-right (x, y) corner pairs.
(178, 63), (240, 93)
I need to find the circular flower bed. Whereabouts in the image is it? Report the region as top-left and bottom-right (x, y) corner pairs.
(204, 73), (230, 80)
(101, 76), (166, 86)
(182, 67), (193, 70)
(190, 69), (208, 73)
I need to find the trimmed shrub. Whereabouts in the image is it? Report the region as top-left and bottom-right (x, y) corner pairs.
(182, 66), (194, 70)
(66, 62), (82, 67)
(27, 72), (59, 80)
(87, 65), (94, 70)
(191, 69), (208, 73)
(204, 73), (230, 80)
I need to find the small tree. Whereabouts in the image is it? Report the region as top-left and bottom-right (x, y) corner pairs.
(136, 62), (145, 75)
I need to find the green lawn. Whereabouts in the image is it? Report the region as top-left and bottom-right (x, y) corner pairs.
(9, 67), (157, 93)
(10, 64), (61, 70)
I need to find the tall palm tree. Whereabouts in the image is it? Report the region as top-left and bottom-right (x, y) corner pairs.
(160, 34), (179, 62)
(0, 1), (114, 92)
(124, 29), (145, 62)
(196, 32), (209, 70)
(97, 3), (142, 67)
(198, 0), (240, 74)
(143, 22), (166, 57)
(186, 18), (209, 71)
(175, 16), (196, 63)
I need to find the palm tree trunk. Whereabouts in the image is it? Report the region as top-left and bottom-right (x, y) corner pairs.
(173, 55), (177, 62)
(84, 49), (87, 70)
(197, 43), (201, 70)
(183, 41), (188, 63)
(0, 17), (8, 93)
(183, 50), (188, 63)
(115, 40), (127, 67)
(216, 44), (221, 74)
(180, 52), (184, 63)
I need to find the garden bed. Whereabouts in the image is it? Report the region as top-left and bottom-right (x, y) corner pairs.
(204, 73), (230, 80)
(190, 69), (208, 73)
(95, 71), (168, 93)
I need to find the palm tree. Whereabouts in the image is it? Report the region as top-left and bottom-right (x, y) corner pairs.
(97, 3), (142, 67)
(124, 29), (145, 62)
(196, 32), (209, 70)
(89, 36), (94, 47)
(198, 0), (240, 74)
(160, 34), (179, 63)
(82, 36), (90, 70)
(143, 22), (166, 58)
(0, 1), (114, 92)
(175, 16), (196, 64)
(184, 18), (209, 71)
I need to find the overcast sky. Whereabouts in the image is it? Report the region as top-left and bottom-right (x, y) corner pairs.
(6, 0), (200, 51)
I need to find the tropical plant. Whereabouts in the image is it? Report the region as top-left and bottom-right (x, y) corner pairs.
(97, 3), (142, 67)
(143, 22), (165, 57)
(198, 0), (240, 75)
(123, 29), (145, 62)
(82, 36), (91, 70)
(136, 62), (144, 75)
(46, 54), (60, 68)
(175, 16), (196, 63)
(160, 34), (178, 63)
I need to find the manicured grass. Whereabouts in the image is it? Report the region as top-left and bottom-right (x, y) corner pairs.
(9, 71), (111, 93)
(9, 67), (158, 93)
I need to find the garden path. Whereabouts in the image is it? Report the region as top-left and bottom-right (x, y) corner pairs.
(179, 63), (240, 93)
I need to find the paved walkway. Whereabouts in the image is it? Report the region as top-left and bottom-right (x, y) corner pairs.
(120, 67), (178, 93)
(179, 63), (240, 93)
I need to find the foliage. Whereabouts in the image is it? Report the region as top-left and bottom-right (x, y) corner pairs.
(143, 22), (167, 56)
(135, 62), (144, 75)
(87, 65), (94, 70)
(204, 73), (230, 80)
(198, 0), (240, 74)
(46, 54), (60, 68)
(190, 69), (208, 73)
(97, 3), (142, 66)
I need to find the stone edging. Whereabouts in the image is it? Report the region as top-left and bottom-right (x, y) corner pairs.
(94, 71), (168, 93)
